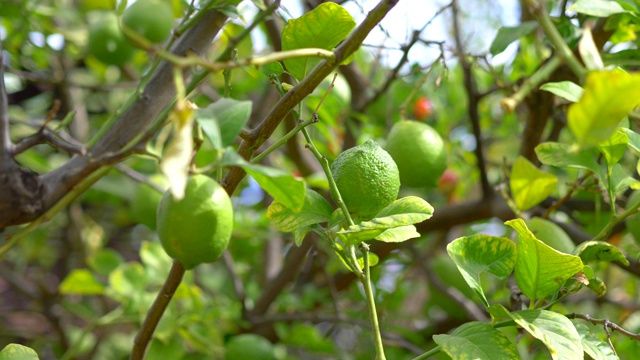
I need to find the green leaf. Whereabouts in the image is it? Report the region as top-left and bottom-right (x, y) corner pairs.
(506, 219), (584, 301)
(446, 235), (516, 308)
(196, 98), (252, 149)
(140, 241), (173, 280)
(540, 81), (583, 102)
(586, 276), (607, 297)
(281, 2), (355, 80)
(108, 262), (147, 299)
(574, 241), (629, 265)
(267, 189), (333, 236)
(535, 142), (605, 180)
(261, 62), (284, 77)
(568, 0), (628, 17)
(598, 130), (628, 167)
(374, 225), (420, 243)
(488, 305), (583, 360)
(490, 21), (537, 55)
(618, 127), (640, 155)
(244, 164), (306, 212)
(221, 150), (307, 212)
(611, 163), (639, 194)
(337, 196), (434, 244)
(433, 321), (518, 360)
(0, 344), (39, 360)
(88, 248), (125, 277)
(59, 269), (105, 295)
(575, 323), (619, 360)
(568, 71), (640, 145)
(510, 156), (558, 210)
(357, 252), (379, 268)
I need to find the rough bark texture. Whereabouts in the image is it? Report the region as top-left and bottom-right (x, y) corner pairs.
(0, 10), (228, 230)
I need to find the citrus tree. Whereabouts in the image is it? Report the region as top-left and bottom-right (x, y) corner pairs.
(2, 0), (640, 359)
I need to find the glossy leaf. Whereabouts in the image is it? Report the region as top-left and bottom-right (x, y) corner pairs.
(490, 21), (537, 55)
(338, 196), (434, 244)
(568, 71), (640, 145)
(535, 142), (605, 180)
(447, 235), (516, 308)
(540, 81), (583, 102)
(267, 189), (333, 235)
(510, 156), (558, 210)
(374, 225), (420, 243)
(489, 305), (583, 360)
(506, 219), (584, 301)
(575, 324), (619, 360)
(574, 241), (629, 265)
(282, 2), (355, 80)
(598, 130), (628, 167)
(568, 0), (627, 17)
(196, 98), (252, 149)
(0, 344), (39, 360)
(433, 322), (518, 360)
(619, 127), (640, 155)
(222, 150), (307, 212)
(59, 269), (105, 295)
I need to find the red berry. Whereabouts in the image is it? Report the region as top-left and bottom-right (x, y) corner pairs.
(438, 168), (458, 193)
(413, 96), (434, 120)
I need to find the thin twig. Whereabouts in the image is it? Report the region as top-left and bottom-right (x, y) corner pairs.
(0, 40), (13, 159)
(451, 0), (492, 197)
(131, 261), (186, 360)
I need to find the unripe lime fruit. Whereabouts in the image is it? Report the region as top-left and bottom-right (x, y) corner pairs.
(156, 175), (233, 269)
(330, 140), (400, 218)
(625, 191), (640, 244)
(525, 217), (575, 254)
(385, 120), (447, 188)
(224, 334), (277, 360)
(121, 0), (173, 44)
(87, 11), (135, 65)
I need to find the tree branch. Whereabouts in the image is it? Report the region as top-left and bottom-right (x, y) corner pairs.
(130, 261), (185, 360)
(451, 0), (492, 197)
(221, 0), (400, 195)
(0, 9), (228, 230)
(0, 40), (13, 161)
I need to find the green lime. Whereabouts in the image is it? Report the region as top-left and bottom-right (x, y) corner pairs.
(225, 334), (276, 360)
(626, 191), (640, 244)
(156, 175), (233, 269)
(385, 120), (447, 188)
(121, 0), (173, 44)
(526, 217), (575, 253)
(87, 11), (135, 65)
(330, 139), (400, 218)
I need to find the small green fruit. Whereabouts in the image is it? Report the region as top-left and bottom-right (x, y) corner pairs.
(330, 140), (400, 218)
(156, 175), (233, 269)
(87, 11), (135, 65)
(121, 0), (173, 44)
(385, 120), (447, 188)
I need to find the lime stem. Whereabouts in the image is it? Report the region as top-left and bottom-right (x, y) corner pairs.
(361, 243), (387, 360)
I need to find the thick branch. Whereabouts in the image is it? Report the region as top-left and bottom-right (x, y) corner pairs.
(221, 0), (399, 195)
(0, 10), (228, 230)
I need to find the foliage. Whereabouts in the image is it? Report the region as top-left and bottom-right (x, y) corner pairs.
(3, 0), (640, 359)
